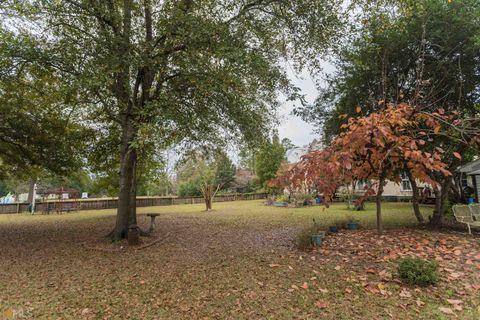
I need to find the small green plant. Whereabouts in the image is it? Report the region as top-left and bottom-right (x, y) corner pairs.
(345, 214), (359, 224)
(303, 194), (313, 201)
(295, 228), (313, 250)
(397, 258), (439, 286)
(275, 194), (289, 203)
(312, 217), (320, 232)
(332, 218), (348, 229)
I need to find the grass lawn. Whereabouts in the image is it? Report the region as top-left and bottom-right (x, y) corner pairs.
(0, 200), (479, 319)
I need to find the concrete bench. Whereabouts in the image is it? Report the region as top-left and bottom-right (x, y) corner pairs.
(146, 213), (160, 233)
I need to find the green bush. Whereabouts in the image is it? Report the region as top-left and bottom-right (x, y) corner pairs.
(295, 228), (313, 250)
(276, 194), (289, 202)
(177, 181), (202, 197)
(332, 218), (348, 229)
(397, 258), (439, 286)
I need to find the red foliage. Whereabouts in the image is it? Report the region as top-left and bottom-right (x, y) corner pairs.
(334, 103), (451, 187)
(270, 103), (453, 232)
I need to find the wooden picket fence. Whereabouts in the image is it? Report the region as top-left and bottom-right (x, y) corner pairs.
(0, 193), (268, 214)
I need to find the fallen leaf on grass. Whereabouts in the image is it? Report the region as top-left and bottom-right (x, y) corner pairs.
(449, 272), (462, 280)
(399, 289), (412, 298)
(269, 264), (280, 268)
(314, 300), (329, 309)
(319, 288), (329, 294)
(344, 288), (352, 294)
(301, 282), (309, 289)
(379, 269), (393, 281)
(415, 299), (425, 307)
(334, 265), (341, 271)
(446, 299), (463, 305)
(439, 307), (454, 315)
(291, 284), (299, 290)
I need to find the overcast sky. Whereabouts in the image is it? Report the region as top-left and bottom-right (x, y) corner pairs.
(277, 62), (335, 149)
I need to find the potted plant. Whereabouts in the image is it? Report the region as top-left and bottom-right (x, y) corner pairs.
(310, 218), (326, 246)
(346, 215), (360, 230)
(273, 194), (289, 207)
(329, 220), (339, 233)
(302, 194), (314, 206)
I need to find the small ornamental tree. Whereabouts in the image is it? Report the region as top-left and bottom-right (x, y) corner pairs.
(269, 147), (351, 206)
(198, 167), (221, 211)
(272, 103), (452, 235)
(176, 151), (235, 211)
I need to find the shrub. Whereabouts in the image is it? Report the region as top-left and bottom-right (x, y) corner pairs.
(345, 214), (360, 224)
(276, 194), (289, 202)
(177, 181), (201, 197)
(397, 258), (439, 286)
(295, 228), (313, 250)
(331, 218), (348, 229)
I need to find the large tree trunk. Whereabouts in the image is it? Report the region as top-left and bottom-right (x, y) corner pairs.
(27, 178), (35, 204)
(111, 118), (137, 240)
(429, 177), (452, 227)
(406, 171), (424, 224)
(109, 0), (136, 240)
(376, 177), (385, 235)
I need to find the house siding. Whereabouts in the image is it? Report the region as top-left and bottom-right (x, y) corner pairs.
(354, 180), (428, 198)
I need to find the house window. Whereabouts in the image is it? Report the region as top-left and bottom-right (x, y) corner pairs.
(356, 180), (371, 191)
(400, 173), (412, 191)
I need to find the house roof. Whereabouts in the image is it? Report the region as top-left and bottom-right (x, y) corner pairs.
(459, 158), (480, 173)
(468, 169), (480, 175)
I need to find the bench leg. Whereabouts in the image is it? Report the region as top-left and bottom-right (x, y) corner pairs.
(467, 223), (471, 235)
(149, 217), (156, 233)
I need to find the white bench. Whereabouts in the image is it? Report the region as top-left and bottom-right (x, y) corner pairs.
(453, 204), (480, 234)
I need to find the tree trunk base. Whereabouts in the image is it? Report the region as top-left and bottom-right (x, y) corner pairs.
(106, 225), (149, 241)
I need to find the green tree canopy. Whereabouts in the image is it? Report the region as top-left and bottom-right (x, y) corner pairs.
(176, 151), (235, 197)
(0, 28), (90, 179)
(1, 0), (343, 238)
(255, 131), (286, 188)
(295, 0), (480, 142)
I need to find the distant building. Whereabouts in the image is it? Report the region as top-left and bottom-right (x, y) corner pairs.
(352, 177), (430, 201)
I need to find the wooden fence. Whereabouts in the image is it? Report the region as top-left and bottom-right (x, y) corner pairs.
(0, 193), (268, 214)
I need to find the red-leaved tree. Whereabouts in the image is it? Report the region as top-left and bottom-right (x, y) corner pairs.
(271, 103), (453, 235)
